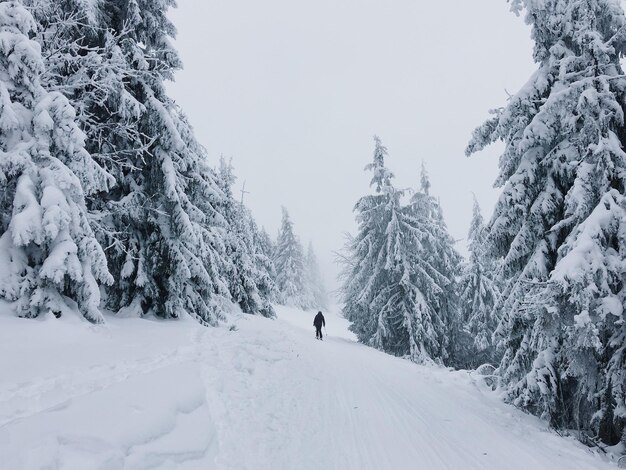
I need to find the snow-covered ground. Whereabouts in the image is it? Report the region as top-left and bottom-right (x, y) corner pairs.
(0, 304), (614, 469)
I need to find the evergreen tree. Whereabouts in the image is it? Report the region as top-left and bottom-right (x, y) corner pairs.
(249, 218), (279, 315)
(28, 0), (233, 324)
(273, 207), (308, 308)
(467, 0), (626, 432)
(105, 1), (232, 323)
(406, 165), (463, 364)
(0, 0), (113, 322)
(305, 242), (328, 309)
(217, 157), (275, 317)
(256, 226), (278, 294)
(459, 197), (500, 364)
(341, 138), (461, 363)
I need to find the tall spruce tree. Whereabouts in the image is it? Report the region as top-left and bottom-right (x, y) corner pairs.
(0, 0), (113, 322)
(467, 0), (626, 433)
(101, 0), (233, 324)
(217, 157), (275, 317)
(249, 218), (279, 315)
(459, 197), (500, 363)
(406, 165), (463, 364)
(255, 226), (279, 298)
(273, 207), (308, 308)
(341, 138), (460, 363)
(305, 242), (328, 309)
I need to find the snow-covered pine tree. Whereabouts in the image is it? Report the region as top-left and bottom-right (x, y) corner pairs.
(25, 0), (139, 172)
(29, 0), (233, 324)
(273, 207), (308, 308)
(109, 1), (234, 323)
(341, 139), (460, 363)
(305, 242), (328, 309)
(341, 137), (405, 354)
(552, 189), (626, 437)
(0, 0), (113, 322)
(467, 0), (626, 432)
(249, 218), (279, 315)
(217, 157), (275, 317)
(405, 164), (463, 364)
(255, 226), (279, 296)
(458, 196), (500, 365)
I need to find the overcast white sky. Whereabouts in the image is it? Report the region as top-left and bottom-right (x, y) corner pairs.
(167, 0), (536, 291)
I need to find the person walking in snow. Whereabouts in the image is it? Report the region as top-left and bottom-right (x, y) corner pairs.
(314, 311), (325, 340)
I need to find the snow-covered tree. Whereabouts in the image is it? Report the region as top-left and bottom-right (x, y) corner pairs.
(249, 218), (279, 314)
(459, 197), (500, 363)
(341, 138), (460, 363)
(28, 0), (233, 324)
(0, 0), (113, 322)
(467, 0), (626, 433)
(256, 226), (278, 291)
(25, 0), (139, 171)
(552, 190), (626, 436)
(305, 242), (328, 309)
(405, 165), (463, 364)
(341, 137), (409, 355)
(103, 1), (232, 323)
(217, 157), (275, 317)
(273, 207), (309, 308)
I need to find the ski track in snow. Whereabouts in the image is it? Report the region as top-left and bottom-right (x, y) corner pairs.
(0, 306), (614, 469)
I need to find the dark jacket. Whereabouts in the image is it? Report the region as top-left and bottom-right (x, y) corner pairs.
(313, 312), (325, 328)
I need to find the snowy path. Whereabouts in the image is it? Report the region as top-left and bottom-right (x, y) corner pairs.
(205, 307), (611, 470)
(0, 305), (613, 469)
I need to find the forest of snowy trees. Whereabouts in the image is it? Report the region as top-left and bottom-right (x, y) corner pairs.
(338, 0), (626, 448)
(2, 0), (626, 454)
(0, 0), (326, 324)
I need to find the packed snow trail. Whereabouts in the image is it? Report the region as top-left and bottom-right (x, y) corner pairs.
(0, 305), (612, 469)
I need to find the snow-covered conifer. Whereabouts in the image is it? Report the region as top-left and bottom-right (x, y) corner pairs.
(0, 0), (113, 322)
(249, 219), (279, 315)
(273, 207), (308, 308)
(28, 0), (233, 324)
(342, 139), (461, 363)
(305, 243), (328, 309)
(458, 197), (500, 363)
(405, 165), (463, 363)
(217, 157), (275, 317)
(467, 0), (626, 432)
